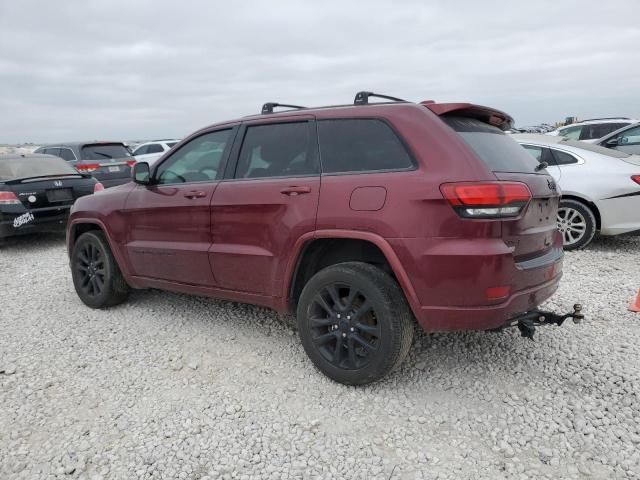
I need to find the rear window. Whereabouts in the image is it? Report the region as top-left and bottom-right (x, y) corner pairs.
(0, 156), (79, 181)
(444, 116), (540, 173)
(81, 143), (130, 160)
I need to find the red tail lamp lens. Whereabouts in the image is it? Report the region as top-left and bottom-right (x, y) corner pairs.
(440, 182), (532, 219)
(76, 163), (100, 173)
(632, 175), (640, 185)
(0, 191), (20, 205)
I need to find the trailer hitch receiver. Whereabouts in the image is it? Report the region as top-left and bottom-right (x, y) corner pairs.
(510, 304), (584, 340)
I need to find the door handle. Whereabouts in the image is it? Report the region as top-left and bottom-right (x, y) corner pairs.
(184, 190), (206, 199)
(280, 186), (311, 196)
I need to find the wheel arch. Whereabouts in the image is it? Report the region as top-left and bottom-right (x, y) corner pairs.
(67, 219), (133, 284)
(283, 230), (420, 317)
(560, 193), (601, 230)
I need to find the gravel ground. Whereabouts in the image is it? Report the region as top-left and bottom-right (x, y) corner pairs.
(1, 233), (639, 480)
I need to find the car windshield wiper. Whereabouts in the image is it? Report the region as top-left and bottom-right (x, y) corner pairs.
(534, 161), (548, 172)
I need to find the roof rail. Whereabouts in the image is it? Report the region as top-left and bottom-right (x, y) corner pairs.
(261, 102), (306, 114)
(579, 117), (631, 122)
(353, 91), (407, 105)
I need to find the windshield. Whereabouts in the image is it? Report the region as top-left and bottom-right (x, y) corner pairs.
(81, 143), (130, 160)
(0, 155), (79, 181)
(559, 139), (630, 158)
(444, 116), (541, 173)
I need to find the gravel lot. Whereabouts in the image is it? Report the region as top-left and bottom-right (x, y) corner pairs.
(1, 233), (639, 480)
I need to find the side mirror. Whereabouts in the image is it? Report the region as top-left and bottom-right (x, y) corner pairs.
(133, 162), (151, 185)
(606, 137), (620, 147)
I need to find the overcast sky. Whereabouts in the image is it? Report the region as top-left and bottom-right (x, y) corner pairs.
(1, 1), (639, 143)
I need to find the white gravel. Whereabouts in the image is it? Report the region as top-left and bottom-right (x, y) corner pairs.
(1, 233), (639, 480)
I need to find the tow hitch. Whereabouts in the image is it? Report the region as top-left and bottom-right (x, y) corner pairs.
(508, 304), (584, 340)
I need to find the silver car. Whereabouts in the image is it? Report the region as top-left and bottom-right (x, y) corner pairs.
(513, 134), (640, 249)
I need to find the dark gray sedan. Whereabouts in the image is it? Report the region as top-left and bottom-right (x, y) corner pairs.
(34, 141), (135, 187)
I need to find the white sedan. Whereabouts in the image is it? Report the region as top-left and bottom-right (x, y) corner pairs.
(513, 134), (640, 249)
(131, 139), (180, 166)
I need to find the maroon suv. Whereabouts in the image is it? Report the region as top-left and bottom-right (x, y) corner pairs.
(67, 92), (576, 385)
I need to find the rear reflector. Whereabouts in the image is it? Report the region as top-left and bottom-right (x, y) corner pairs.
(94, 182), (105, 193)
(486, 285), (511, 300)
(440, 181), (532, 219)
(632, 175), (640, 185)
(76, 163), (100, 173)
(0, 191), (21, 205)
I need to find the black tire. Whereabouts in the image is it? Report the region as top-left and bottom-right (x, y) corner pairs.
(557, 199), (597, 250)
(71, 231), (130, 308)
(296, 261), (414, 385)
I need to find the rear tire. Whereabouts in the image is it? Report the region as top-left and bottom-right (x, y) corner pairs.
(557, 199), (597, 250)
(71, 231), (129, 308)
(296, 262), (414, 385)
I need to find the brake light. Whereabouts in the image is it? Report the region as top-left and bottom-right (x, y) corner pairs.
(440, 182), (532, 219)
(632, 175), (640, 185)
(126, 160), (136, 167)
(94, 182), (105, 193)
(486, 285), (511, 301)
(76, 163), (100, 173)
(0, 191), (20, 205)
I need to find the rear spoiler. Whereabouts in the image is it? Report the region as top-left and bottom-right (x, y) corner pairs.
(421, 101), (514, 131)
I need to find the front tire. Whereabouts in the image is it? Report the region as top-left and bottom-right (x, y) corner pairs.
(557, 199), (597, 250)
(297, 262), (414, 385)
(71, 231), (129, 308)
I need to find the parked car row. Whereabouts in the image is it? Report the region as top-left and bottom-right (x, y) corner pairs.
(547, 117), (639, 142)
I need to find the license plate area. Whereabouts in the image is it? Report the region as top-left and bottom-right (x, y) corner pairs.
(108, 166), (120, 172)
(46, 188), (73, 202)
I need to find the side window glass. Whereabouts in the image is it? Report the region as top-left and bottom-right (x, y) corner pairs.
(156, 130), (232, 184)
(147, 144), (164, 154)
(551, 149), (578, 165)
(619, 126), (640, 145)
(521, 145), (543, 162)
(235, 122), (317, 179)
(133, 145), (148, 156)
(318, 119), (413, 173)
(561, 126), (581, 140)
(44, 148), (62, 158)
(59, 148), (76, 161)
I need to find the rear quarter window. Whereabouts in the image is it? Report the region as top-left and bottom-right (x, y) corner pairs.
(317, 119), (414, 174)
(444, 116), (540, 174)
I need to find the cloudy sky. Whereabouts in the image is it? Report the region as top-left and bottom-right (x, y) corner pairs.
(1, 1), (639, 143)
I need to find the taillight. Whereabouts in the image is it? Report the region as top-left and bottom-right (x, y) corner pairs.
(0, 191), (20, 205)
(632, 175), (640, 185)
(126, 160), (136, 167)
(76, 163), (100, 173)
(94, 182), (105, 193)
(440, 181), (532, 219)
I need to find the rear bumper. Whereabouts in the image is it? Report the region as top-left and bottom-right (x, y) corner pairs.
(0, 207), (70, 239)
(388, 236), (564, 332)
(415, 273), (561, 331)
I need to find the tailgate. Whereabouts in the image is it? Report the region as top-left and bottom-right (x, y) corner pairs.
(494, 172), (561, 260)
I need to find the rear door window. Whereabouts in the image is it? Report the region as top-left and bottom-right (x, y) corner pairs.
(444, 116), (540, 173)
(81, 144), (130, 160)
(521, 145), (556, 165)
(317, 119), (414, 174)
(133, 145), (148, 156)
(550, 149), (579, 165)
(44, 147), (61, 157)
(58, 148), (76, 161)
(147, 144), (164, 154)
